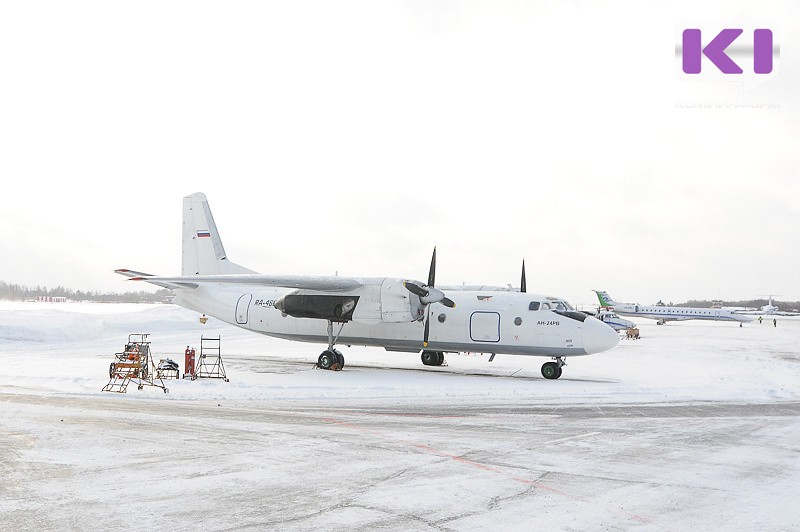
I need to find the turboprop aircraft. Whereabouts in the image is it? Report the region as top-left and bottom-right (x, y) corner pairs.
(116, 193), (618, 379)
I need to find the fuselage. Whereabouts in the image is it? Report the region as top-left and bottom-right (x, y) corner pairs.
(597, 311), (636, 331)
(174, 282), (619, 358)
(609, 302), (752, 323)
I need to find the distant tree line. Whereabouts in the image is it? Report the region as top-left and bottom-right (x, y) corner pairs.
(0, 281), (173, 303)
(679, 299), (800, 312)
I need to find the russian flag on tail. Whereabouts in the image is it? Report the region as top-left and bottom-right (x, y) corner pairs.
(197, 230), (211, 238)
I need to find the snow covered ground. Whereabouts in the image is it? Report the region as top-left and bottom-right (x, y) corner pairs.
(1, 302), (799, 530)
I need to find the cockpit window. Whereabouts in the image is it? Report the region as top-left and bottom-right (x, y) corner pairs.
(528, 302), (540, 311)
(552, 300), (575, 311)
(545, 297), (575, 311)
(553, 310), (589, 322)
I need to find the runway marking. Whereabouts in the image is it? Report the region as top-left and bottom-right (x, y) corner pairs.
(540, 431), (602, 445)
(412, 443), (501, 473)
(347, 410), (466, 419)
(319, 415), (652, 524)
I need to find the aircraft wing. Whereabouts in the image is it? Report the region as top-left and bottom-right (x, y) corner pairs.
(117, 271), (364, 292)
(440, 284), (517, 292)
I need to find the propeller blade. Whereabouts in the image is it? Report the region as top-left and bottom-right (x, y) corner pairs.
(428, 247), (437, 287)
(403, 281), (429, 298)
(411, 247), (453, 347)
(521, 260), (527, 293)
(423, 310), (430, 347)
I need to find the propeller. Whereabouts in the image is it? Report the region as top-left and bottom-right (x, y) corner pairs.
(520, 260), (526, 293)
(404, 247), (455, 347)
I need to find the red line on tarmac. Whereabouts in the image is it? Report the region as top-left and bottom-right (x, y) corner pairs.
(318, 415), (652, 524)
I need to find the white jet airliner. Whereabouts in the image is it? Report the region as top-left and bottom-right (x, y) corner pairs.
(736, 296), (800, 317)
(594, 290), (753, 325)
(117, 193), (618, 379)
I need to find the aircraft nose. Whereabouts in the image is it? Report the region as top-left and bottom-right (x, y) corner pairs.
(582, 316), (619, 354)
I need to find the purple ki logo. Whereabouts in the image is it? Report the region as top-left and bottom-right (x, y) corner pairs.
(682, 29), (774, 74)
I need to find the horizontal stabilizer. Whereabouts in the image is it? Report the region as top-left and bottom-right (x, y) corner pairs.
(114, 269), (197, 290)
(114, 269), (155, 278)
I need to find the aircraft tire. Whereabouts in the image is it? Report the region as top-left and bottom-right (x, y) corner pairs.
(318, 350), (336, 370)
(421, 351), (438, 366)
(541, 362), (560, 379)
(435, 352), (444, 366)
(334, 350), (345, 368)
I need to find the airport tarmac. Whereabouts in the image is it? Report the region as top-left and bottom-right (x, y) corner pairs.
(1, 303), (800, 530)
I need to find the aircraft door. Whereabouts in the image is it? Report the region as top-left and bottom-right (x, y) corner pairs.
(470, 311), (500, 342)
(236, 294), (252, 324)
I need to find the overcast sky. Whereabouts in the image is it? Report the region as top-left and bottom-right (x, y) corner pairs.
(1, 1), (798, 307)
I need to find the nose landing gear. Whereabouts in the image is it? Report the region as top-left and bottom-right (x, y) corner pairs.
(421, 350), (445, 366)
(541, 357), (565, 379)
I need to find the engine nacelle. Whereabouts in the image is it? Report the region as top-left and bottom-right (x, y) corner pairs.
(274, 292), (359, 322)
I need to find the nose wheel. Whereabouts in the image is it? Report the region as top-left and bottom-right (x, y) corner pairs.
(541, 357), (565, 379)
(421, 350), (445, 366)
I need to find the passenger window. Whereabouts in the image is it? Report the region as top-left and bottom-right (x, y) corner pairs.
(528, 302), (540, 311)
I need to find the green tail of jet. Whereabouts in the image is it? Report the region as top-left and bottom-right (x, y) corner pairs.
(593, 290), (617, 307)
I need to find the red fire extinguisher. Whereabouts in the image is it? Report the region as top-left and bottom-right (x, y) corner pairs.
(184, 346), (196, 379)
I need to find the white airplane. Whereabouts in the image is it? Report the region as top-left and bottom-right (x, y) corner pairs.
(736, 296), (800, 317)
(596, 311), (637, 332)
(116, 193), (619, 379)
(593, 290), (753, 325)
(758, 296), (800, 316)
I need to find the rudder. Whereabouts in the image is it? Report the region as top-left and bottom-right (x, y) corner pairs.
(182, 193), (254, 275)
(594, 290), (617, 307)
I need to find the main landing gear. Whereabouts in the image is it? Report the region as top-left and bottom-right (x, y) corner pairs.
(317, 320), (346, 371)
(421, 350), (445, 366)
(541, 357), (565, 379)
(318, 348), (344, 370)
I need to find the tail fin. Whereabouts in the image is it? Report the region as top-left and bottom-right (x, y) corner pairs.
(182, 193), (255, 275)
(594, 290), (617, 307)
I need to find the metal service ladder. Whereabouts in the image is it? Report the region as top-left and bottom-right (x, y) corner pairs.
(102, 334), (169, 393)
(194, 335), (228, 381)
